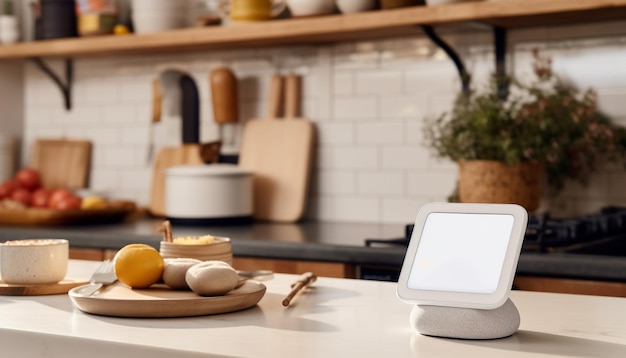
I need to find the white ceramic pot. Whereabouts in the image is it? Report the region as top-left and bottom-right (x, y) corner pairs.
(0, 15), (19, 44)
(286, 0), (335, 17)
(165, 164), (253, 224)
(336, 0), (376, 14)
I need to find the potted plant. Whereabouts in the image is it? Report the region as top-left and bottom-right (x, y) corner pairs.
(425, 50), (626, 212)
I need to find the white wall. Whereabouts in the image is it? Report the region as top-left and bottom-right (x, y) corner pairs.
(21, 21), (626, 223)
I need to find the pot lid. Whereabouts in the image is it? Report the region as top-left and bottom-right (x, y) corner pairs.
(166, 164), (252, 177)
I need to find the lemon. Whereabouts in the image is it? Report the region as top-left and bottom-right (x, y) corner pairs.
(113, 244), (164, 289)
(81, 196), (108, 210)
(113, 24), (130, 35)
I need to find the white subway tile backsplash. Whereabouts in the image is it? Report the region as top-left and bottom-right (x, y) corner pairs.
(333, 72), (354, 95)
(334, 147), (379, 170)
(20, 27), (626, 223)
(103, 104), (137, 124)
(316, 122), (355, 145)
(120, 126), (151, 146)
(357, 172), (404, 195)
(355, 70), (403, 95)
(117, 75), (154, 104)
(333, 96), (378, 120)
(407, 172), (457, 197)
(356, 122), (403, 144)
(380, 95), (427, 120)
(101, 146), (146, 169)
(312, 196), (380, 222)
(382, 198), (429, 224)
(382, 147), (430, 170)
(405, 62), (458, 94)
(315, 171), (356, 195)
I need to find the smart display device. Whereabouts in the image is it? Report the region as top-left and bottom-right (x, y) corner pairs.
(397, 202), (528, 310)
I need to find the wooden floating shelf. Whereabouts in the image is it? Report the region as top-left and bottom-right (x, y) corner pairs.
(0, 0), (625, 60)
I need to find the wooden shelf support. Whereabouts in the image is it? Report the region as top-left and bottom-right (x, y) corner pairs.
(31, 57), (73, 110)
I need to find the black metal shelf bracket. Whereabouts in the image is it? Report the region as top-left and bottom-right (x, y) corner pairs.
(31, 57), (73, 110)
(420, 25), (510, 101)
(420, 25), (470, 97)
(494, 26), (508, 100)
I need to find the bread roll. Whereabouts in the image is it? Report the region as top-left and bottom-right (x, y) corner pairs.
(163, 258), (201, 290)
(185, 261), (239, 296)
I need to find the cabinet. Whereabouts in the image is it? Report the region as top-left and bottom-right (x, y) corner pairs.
(514, 276), (626, 298)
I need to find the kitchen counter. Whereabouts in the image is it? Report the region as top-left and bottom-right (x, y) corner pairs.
(1, 220), (626, 283)
(2, 260), (626, 358)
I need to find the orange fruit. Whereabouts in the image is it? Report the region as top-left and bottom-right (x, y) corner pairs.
(113, 244), (164, 289)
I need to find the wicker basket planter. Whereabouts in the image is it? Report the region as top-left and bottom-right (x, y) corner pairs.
(458, 160), (542, 212)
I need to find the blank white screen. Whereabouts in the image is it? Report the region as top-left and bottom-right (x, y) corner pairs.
(407, 213), (514, 294)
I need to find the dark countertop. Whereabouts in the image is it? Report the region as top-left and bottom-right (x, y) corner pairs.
(1, 219), (626, 282)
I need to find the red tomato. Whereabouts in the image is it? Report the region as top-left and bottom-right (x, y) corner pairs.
(31, 188), (51, 208)
(51, 195), (82, 210)
(15, 167), (41, 191)
(48, 188), (73, 209)
(0, 179), (18, 199)
(10, 188), (33, 207)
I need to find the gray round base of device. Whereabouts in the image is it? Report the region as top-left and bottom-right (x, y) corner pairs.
(410, 298), (520, 340)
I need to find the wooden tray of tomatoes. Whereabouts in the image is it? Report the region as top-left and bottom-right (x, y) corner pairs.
(0, 168), (136, 226)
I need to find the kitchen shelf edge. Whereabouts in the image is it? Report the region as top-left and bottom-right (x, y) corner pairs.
(0, 0), (625, 60)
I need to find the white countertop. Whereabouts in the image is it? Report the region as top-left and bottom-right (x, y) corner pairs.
(1, 260), (626, 358)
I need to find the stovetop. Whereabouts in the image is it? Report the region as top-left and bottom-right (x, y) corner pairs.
(365, 206), (626, 255)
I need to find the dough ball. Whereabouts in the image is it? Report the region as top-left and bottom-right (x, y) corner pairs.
(163, 258), (202, 290)
(185, 261), (239, 296)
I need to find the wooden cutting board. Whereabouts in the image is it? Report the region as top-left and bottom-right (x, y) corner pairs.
(30, 139), (92, 189)
(148, 144), (204, 217)
(239, 74), (315, 222)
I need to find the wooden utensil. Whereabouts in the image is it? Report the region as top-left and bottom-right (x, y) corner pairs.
(282, 271), (316, 307)
(30, 138), (92, 189)
(210, 66), (239, 156)
(239, 73), (315, 222)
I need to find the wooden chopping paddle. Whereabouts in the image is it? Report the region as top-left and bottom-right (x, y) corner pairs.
(30, 138), (92, 189)
(149, 73), (205, 217)
(239, 73), (315, 222)
(210, 66), (239, 157)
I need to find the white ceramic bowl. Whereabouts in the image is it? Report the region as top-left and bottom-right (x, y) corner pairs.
(287, 0), (335, 17)
(336, 0), (376, 13)
(133, 13), (187, 33)
(131, 0), (188, 11)
(131, 0), (189, 33)
(0, 239), (68, 284)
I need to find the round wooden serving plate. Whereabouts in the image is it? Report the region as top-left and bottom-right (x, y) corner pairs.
(69, 281), (266, 318)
